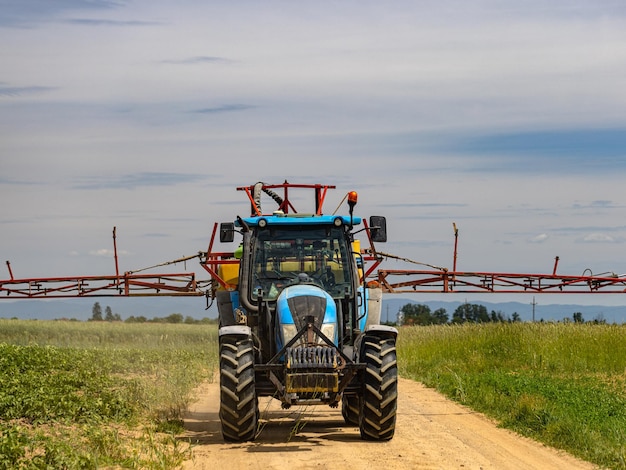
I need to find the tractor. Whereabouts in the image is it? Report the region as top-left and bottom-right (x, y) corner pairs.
(212, 182), (397, 442)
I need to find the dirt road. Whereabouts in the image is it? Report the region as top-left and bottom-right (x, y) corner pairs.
(181, 378), (595, 469)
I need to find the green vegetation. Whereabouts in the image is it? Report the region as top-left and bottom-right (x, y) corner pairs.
(3, 318), (625, 468)
(0, 320), (218, 469)
(398, 322), (626, 469)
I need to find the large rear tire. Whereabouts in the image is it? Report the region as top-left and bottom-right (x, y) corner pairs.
(359, 335), (397, 441)
(341, 395), (359, 425)
(219, 335), (258, 442)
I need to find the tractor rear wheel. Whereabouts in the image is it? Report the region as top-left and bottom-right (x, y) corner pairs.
(359, 335), (397, 441)
(341, 395), (359, 425)
(219, 334), (258, 442)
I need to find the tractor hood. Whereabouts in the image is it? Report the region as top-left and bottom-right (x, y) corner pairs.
(275, 284), (338, 350)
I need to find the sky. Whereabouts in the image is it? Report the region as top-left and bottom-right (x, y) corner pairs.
(2, 0), (626, 313)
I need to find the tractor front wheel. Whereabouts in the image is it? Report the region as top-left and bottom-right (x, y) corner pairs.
(219, 334), (258, 442)
(359, 335), (398, 441)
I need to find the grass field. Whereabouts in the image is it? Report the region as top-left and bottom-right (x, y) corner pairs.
(0, 320), (218, 469)
(398, 322), (626, 469)
(2, 320), (625, 469)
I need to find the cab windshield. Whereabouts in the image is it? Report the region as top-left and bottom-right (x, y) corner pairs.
(250, 226), (354, 300)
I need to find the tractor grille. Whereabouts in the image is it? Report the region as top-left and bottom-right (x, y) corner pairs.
(285, 346), (340, 369)
(285, 372), (338, 393)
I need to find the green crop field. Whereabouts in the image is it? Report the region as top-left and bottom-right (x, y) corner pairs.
(1, 320), (625, 469)
(398, 322), (626, 469)
(0, 320), (219, 469)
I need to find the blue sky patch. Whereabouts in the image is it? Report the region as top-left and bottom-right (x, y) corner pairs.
(444, 128), (626, 174)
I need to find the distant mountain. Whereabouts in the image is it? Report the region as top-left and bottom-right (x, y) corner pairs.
(1, 295), (624, 324)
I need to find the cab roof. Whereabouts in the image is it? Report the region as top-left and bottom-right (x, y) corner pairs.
(236, 214), (361, 228)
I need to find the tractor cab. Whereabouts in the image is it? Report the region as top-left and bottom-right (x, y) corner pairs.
(247, 220), (356, 302)
(235, 214), (362, 357)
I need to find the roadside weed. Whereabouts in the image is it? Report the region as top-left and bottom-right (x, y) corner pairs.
(398, 322), (626, 469)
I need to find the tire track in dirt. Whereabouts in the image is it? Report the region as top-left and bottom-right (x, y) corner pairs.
(180, 377), (595, 470)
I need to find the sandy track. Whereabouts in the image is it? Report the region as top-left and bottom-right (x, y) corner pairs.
(181, 377), (595, 469)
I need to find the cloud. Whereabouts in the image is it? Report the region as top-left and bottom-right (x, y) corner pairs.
(579, 233), (623, 243)
(0, 177), (38, 185)
(160, 56), (232, 65)
(66, 18), (160, 26)
(556, 224), (626, 234)
(528, 233), (549, 243)
(89, 248), (114, 257)
(589, 200), (617, 208)
(572, 200), (622, 210)
(191, 104), (256, 114)
(88, 248), (129, 257)
(72, 172), (206, 190)
(380, 203), (468, 208)
(0, 0), (122, 28)
(0, 86), (56, 97)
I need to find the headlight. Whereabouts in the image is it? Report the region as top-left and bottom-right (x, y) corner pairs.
(282, 324), (298, 345)
(320, 323), (336, 344)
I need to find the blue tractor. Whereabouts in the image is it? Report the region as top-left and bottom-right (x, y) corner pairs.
(213, 182), (397, 442)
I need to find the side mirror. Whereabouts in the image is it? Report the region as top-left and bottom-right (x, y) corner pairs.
(369, 216), (387, 243)
(220, 222), (235, 243)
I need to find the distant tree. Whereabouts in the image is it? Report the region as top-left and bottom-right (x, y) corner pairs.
(91, 302), (103, 321)
(490, 310), (506, 322)
(432, 308), (449, 325)
(400, 303), (447, 325)
(105, 306), (115, 322)
(165, 313), (184, 324)
(125, 315), (147, 323)
(573, 311), (584, 323)
(452, 303), (490, 323)
(400, 303), (425, 325)
(592, 313), (606, 325)
(511, 312), (521, 323)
